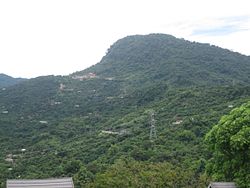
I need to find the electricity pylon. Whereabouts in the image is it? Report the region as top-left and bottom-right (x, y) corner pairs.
(149, 111), (157, 141)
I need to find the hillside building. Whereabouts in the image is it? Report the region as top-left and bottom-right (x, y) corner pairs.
(208, 182), (236, 188)
(7, 177), (74, 188)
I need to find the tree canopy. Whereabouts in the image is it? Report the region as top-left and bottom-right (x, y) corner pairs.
(205, 101), (250, 187)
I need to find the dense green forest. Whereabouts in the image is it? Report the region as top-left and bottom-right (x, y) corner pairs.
(0, 34), (249, 187)
(0, 74), (26, 88)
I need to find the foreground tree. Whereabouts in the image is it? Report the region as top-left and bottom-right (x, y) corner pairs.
(205, 101), (250, 187)
(85, 158), (208, 188)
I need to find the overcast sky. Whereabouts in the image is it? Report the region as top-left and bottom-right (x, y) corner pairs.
(0, 0), (250, 78)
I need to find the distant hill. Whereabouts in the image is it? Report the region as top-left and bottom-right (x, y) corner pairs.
(77, 34), (250, 88)
(0, 34), (249, 187)
(0, 74), (26, 88)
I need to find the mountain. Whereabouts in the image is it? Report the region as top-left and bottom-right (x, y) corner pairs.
(0, 34), (249, 187)
(0, 74), (26, 88)
(77, 34), (250, 87)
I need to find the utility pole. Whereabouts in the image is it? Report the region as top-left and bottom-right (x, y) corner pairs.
(149, 111), (157, 141)
(233, 79), (236, 86)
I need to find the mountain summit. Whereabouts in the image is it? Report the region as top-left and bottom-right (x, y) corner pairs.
(78, 34), (250, 87)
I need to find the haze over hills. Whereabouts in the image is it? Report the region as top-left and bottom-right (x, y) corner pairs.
(0, 34), (249, 187)
(0, 74), (26, 88)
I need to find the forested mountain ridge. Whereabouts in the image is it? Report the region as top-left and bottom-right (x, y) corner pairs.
(0, 74), (26, 88)
(0, 34), (249, 187)
(77, 34), (250, 87)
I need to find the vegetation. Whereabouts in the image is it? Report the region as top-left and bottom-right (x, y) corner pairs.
(206, 101), (250, 187)
(85, 158), (208, 188)
(0, 34), (249, 187)
(0, 74), (26, 88)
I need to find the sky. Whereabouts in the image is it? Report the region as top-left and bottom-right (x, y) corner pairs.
(0, 0), (250, 78)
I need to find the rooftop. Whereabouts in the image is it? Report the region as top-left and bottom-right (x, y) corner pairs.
(7, 177), (74, 188)
(208, 182), (236, 188)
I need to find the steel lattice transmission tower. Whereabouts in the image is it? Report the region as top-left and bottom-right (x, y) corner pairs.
(149, 111), (157, 141)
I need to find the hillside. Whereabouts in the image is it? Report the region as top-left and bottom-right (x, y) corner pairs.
(0, 34), (250, 187)
(77, 34), (250, 87)
(0, 74), (26, 88)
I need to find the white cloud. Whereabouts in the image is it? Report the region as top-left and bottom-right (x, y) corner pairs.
(190, 16), (250, 36)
